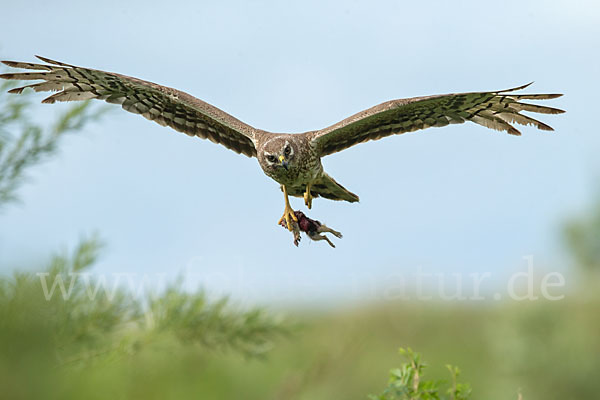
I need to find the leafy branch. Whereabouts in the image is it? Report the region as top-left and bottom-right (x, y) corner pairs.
(0, 235), (290, 367)
(369, 348), (472, 400)
(0, 78), (109, 208)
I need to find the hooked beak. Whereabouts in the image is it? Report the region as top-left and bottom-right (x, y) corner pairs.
(279, 155), (288, 170)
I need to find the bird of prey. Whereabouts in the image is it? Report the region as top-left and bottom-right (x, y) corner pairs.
(0, 56), (564, 232)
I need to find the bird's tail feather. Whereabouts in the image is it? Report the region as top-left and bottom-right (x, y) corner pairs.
(311, 173), (359, 203)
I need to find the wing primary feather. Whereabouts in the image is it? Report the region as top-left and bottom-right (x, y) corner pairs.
(471, 113), (522, 136)
(35, 55), (76, 67)
(509, 102), (565, 114)
(1, 56), (258, 156)
(8, 81), (72, 94)
(510, 93), (563, 100)
(496, 82), (534, 92)
(1, 60), (53, 70)
(496, 112), (554, 131)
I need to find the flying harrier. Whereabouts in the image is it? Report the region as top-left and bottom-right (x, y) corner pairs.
(0, 56), (564, 231)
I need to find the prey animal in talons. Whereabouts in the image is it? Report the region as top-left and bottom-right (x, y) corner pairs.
(280, 211), (342, 248)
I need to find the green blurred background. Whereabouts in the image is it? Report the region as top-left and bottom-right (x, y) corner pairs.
(1, 74), (599, 400)
(1, 1), (599, 399)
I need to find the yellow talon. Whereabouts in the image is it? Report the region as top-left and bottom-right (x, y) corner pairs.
(277, 185), (298, 231)
(278, 207), (298, 231)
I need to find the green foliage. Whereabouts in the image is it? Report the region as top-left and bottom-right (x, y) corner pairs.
(0, 78), (108, 208)
(149, 282), (288, 358)
(369, 348), (471, 400)
(1, 234), (136, 365)
(563, 198), (600, 272)
(1, 65), (597, 400)
(0, 235), (290, 365)
(0, 235), (291, 398)
(0, 77), (290, 399)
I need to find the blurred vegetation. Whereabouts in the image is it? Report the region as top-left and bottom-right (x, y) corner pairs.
(563, 197), (600, 273)
(369, 348), (471, 400)
(0, 75), (290, 399)
(0, 79), (109, 208)
(1, 74), (599, 400)
(0, 234), (290, 399)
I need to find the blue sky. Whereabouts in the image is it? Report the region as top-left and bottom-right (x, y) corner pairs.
(0, 0), (598, 306)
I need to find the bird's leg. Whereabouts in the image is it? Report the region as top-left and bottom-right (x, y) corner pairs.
(277, 185), (298, 231)
(304, 183), (313, 209)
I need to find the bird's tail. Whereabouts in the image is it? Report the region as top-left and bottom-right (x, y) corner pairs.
(310, 173), (359, 203)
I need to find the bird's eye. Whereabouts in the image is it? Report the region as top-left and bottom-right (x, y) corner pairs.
(266, 155), (276, 163)
(284, 146), (291, 156)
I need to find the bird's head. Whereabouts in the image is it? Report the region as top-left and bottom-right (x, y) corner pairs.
(259, 138), (297, 175)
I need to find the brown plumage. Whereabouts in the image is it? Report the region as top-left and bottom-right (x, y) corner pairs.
(0, 56), (564, 236)
(1, 56), (256, 157)
(308, 83), (564, 156)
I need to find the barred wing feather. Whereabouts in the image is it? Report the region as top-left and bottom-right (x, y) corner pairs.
(0, 56), (257, 157)
(310, 83), (564, 157)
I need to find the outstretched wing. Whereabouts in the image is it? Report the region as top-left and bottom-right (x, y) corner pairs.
(0, 56), (257, 157)
(309, 83), (564, 157)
